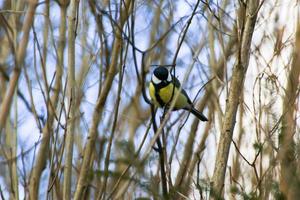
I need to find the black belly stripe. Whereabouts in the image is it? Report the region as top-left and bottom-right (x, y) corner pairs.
(152, 80), (171, 107)
(155, 88), (165, 107)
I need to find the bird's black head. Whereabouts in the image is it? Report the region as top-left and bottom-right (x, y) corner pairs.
(152, 67), (172, 85)
(154, 67), (169, 80)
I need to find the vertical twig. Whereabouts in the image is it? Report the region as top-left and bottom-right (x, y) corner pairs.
(63, 0), (77, 198)
(211, 1), (261, 198)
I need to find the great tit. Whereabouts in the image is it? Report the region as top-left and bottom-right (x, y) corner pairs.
(149, 67), (208, 121)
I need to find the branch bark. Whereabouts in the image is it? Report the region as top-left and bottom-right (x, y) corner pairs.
(29, 1), (67, 198)
(211, 1), (260, 198)
(0, 0), (38, 133)
(63, 0), (77, 198)
(73, 1), (132, 199)
(278, 13), (300, 199)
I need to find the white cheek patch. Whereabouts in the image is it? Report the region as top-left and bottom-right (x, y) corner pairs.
(152, 75), (161, 84)
(167, 73), (172, 82)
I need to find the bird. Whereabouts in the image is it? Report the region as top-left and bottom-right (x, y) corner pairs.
(149, 66), (208, 121)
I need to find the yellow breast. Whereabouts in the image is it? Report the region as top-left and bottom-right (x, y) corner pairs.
(149, 82), (189, 109)
(149, 82), (159, 106)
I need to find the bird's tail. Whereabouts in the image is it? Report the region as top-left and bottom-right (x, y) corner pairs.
(188, 106), (208, 121)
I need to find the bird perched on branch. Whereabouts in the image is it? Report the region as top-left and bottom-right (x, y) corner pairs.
(149, 66), (208, 121)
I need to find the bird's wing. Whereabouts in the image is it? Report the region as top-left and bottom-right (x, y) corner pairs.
(172, 76), (192, 104)
(172, 76), (181, 88)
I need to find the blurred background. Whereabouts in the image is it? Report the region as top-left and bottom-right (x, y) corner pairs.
(0, 0), (299, 199)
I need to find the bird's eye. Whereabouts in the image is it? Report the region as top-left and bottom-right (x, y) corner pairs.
(152, 74), (161, 84)
(167, 73), (172, 82)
